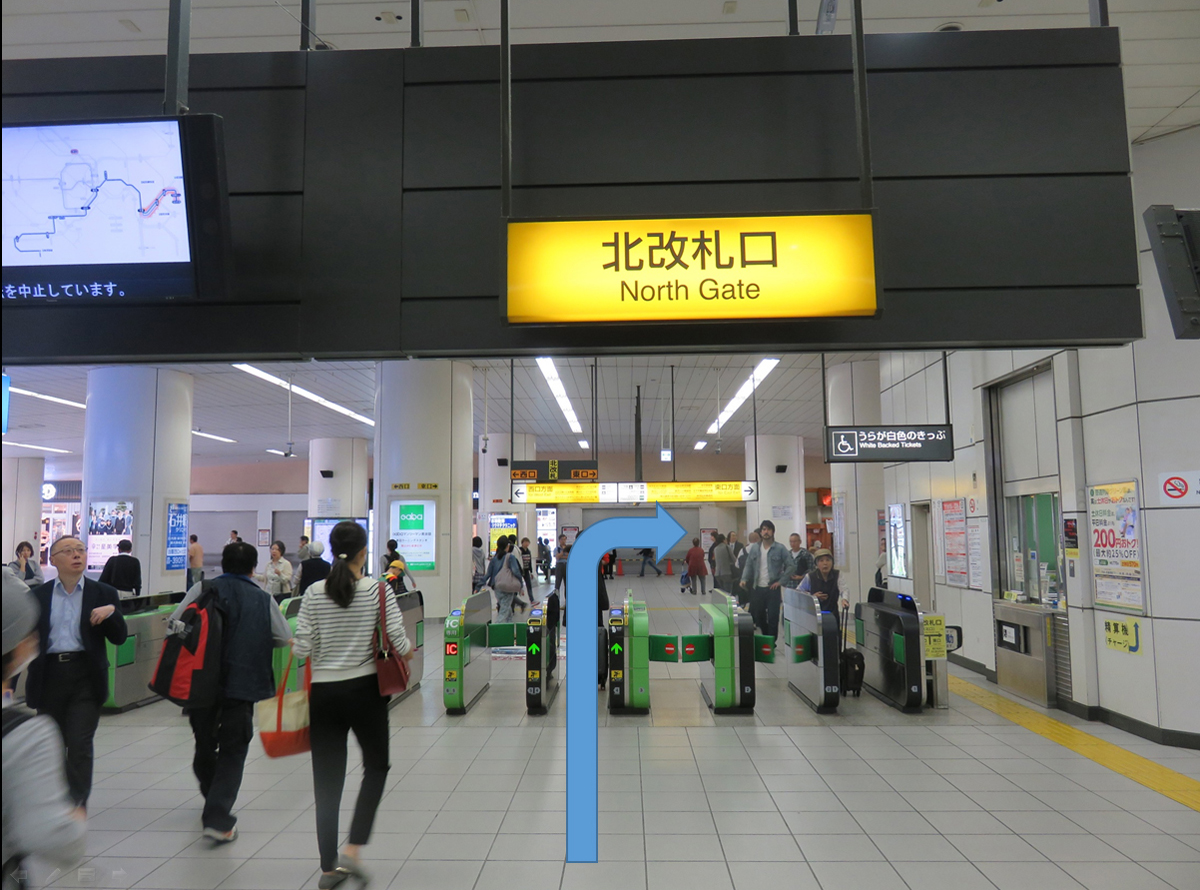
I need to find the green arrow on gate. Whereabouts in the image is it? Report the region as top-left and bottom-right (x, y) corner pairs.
(611, 643), (622, 654)
(528, 643), (540, 655)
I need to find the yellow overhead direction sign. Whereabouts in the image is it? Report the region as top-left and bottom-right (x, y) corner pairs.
(506, 213), (877, 324)
(511, 480), (757, 505)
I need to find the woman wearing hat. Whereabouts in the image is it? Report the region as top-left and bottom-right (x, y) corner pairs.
(798, 548), (850, 629)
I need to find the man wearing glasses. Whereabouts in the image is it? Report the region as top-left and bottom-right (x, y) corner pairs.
(23, 535), (128, 808)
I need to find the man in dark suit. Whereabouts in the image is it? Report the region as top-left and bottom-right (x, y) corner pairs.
(26, 535), (128, 807)
(99, 538), (142, 596)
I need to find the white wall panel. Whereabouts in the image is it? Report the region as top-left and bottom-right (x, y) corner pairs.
(1067, 606), (1100, 706)
(982, 351), (1015, 386)
(999, 377), (1039, 482)
(1094, 610), (1159, 727)
(963, 590), (997, 670)
(1142, 509), (1200, 620)
(1080, 405), (1142, 485)
(1078, 345), (1137, 416)
(1033, 371), (1059, 477)
(1138, 397), (1200, 483)
(1153, 618), (1200, 734)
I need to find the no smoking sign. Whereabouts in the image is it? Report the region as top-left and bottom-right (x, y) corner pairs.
(1157, 471), (1199, 507)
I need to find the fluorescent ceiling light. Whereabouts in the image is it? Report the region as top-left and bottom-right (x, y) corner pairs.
(265, 448), (286, 456)
(232, 363), (374, 427)
(707, 358), (780, 435)
(694, 441), (708, 451)
(535, 357), (583, 434)
(2, 439), (72, 454)
(192, 429), (237, 444)
(578, 439), (590, 450)
(8, 386), (86, 410)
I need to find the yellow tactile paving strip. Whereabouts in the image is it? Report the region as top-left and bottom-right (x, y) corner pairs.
(949, 675), (1200, 812)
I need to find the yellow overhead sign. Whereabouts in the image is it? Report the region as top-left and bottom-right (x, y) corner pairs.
(506, 214), (877, 324)
(511, 480), (757, 505)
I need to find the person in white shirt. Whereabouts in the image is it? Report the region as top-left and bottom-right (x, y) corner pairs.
(293, 521), (412, 889)
(255, 540), (293, 602)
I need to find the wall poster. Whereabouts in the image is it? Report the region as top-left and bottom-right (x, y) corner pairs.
(165, 501), (189, 571)
(831, 490), (846, 570)
(488, 513), (518, 556)
(700, 528), (717, 552)
(1087, 480), (1144, 613)
(86, 499), (135, 572)
(941, 498), (968, 588)
(390, 499), (437, 571)
(561, 526), (580, 547)
(966, 516), (987, 591)
(887, 504), (907, 578)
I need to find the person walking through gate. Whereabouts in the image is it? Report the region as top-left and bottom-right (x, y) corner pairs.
(293, 521), (412, 889)
(685, 538), (708, 596)
(3, 568), (88, 890)
(738, 520), (791, 643)
(711, 533), (733, 593)
(799, 548), (850, 632)
(188, 534), (204, 589)
(554, 534), (571, 595)
(170, 541), (292, 843)
(23, 536), (128, 808)
(98, 539), (141, 597)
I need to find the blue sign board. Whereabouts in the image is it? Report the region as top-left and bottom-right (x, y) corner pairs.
(2, 374), (9, 434)
(165, 502), (189, 571)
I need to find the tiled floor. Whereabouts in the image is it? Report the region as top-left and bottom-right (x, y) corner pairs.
(23, 573), (1200, 890)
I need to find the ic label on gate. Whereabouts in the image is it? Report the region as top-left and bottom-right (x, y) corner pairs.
(610, 670), (623, 680)
(528, 670), (540, 680)
(445, 670), (457, 680)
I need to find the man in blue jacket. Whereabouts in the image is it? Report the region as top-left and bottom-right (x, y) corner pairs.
(24, 536), (128, 808)
(170, 541), (292, 843)
(738, 520), (792, 643)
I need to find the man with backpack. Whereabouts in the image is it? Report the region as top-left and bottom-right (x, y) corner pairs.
(168, 542), (292, 843)
(3, 568), (87, 890)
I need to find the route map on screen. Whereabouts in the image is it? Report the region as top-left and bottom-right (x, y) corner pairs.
(2, 120), (192, 269)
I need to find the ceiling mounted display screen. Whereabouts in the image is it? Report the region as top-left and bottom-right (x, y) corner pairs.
(506, 213), (877, 324)
(2, 115), (232, 302)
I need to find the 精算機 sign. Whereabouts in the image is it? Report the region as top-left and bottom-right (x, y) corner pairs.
(506, 214), (876, 323)
(826, 425), (954, 462)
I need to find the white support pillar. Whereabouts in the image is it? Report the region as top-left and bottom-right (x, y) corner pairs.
(828, 360), (885, 604)
(82, 367), (193, 594)
(308, 438), (370, 519)
(2, 456), (45, 562)
(745, 435), (805, 540)
(374, 360), (473, 619)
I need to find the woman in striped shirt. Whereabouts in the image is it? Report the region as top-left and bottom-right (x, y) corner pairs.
(293, 521), (412, 889)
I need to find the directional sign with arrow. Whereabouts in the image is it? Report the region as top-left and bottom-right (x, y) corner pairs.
(565, 503), (686, 863)
(528, 642), (540, 655)
(610, 642), (622, 655)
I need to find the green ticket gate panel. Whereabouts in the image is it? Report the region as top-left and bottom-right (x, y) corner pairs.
(525, 608), (561, 715)
(444, 590), (492, 714)
(649, 634), (679, 662)
(855, 587), (924, 712)
(680, 634), (711, 663)
(782, 587), (841, 714)
(753, 634), (776, 663)
(626, 599), (650, 711)
(698, 592), (756, 714)
(105, 603), (177, 711)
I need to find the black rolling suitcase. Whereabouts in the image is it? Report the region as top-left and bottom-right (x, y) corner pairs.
(839, 604), (864, 696)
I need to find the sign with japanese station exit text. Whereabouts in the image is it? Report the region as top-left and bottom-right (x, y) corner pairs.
(826, 425), (954, 462)
(505, 214), (877, 323)
(511, 479), (757, 505)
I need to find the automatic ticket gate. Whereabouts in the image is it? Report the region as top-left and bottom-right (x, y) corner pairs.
(443, 590), (561, 715)
(781, 587), (841, 713)
(698, 592), (760, 714)
(854, 587), (925, 712)
(525, 607), (560, 715)
(606, 591), (772, 716)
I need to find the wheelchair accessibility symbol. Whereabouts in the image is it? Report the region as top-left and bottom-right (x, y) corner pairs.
(835, 431), (859, 456)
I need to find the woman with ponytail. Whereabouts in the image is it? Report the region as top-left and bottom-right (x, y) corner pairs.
(293, 521), (412, 888)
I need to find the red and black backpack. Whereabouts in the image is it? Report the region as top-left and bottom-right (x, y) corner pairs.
(149, 581), (226, 708)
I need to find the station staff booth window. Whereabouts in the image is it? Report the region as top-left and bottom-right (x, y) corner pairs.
(1004, 492), (1063, 607)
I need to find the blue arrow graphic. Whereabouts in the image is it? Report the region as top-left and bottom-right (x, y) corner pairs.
(1129, 621), (1140, 653)
(565, 503), (687, 863)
